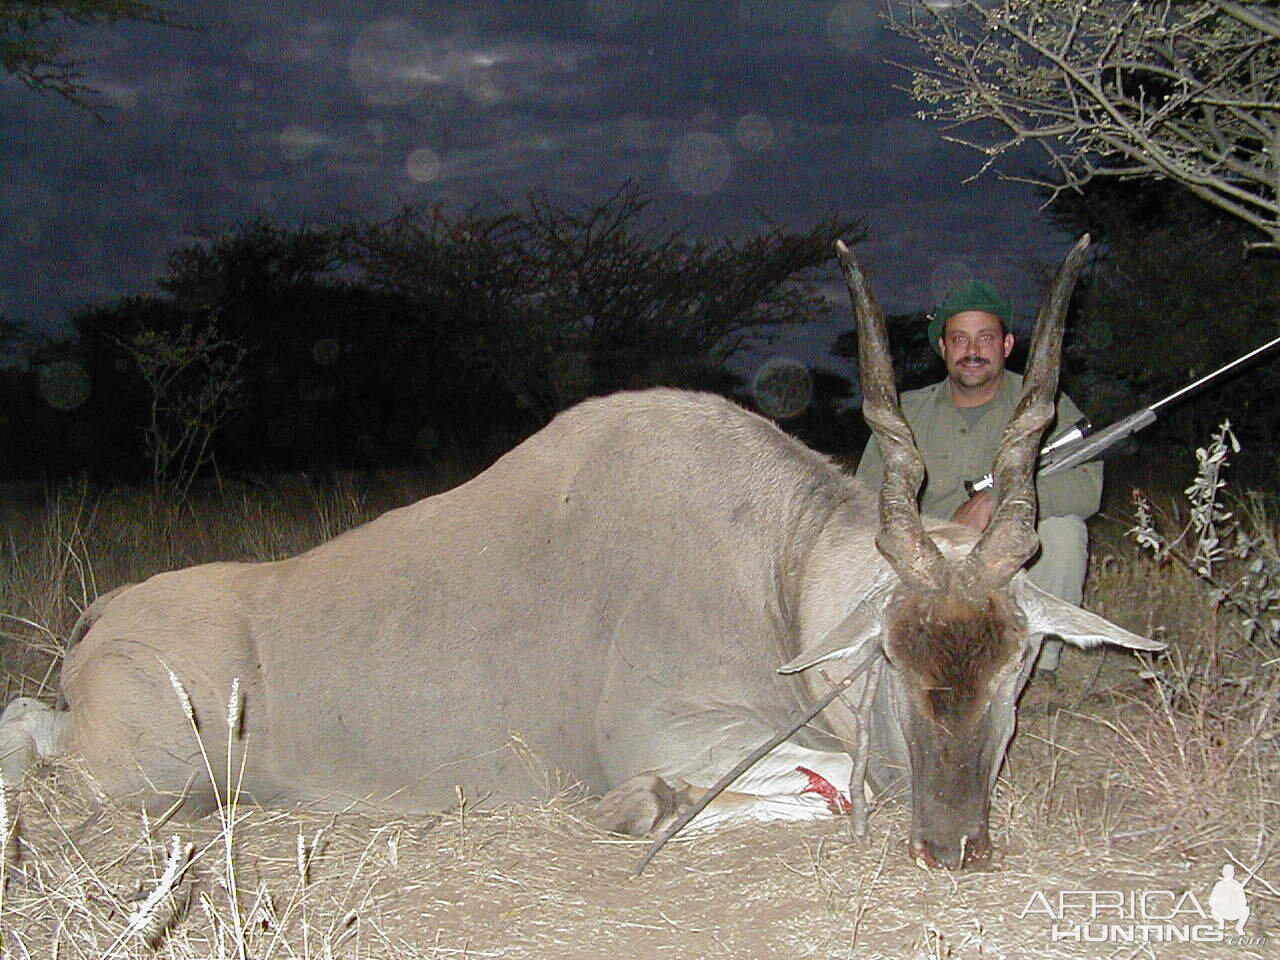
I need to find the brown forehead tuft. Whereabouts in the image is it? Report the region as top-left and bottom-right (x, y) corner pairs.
(886, 593), (1022, 720)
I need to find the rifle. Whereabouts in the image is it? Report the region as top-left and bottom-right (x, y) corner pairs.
(965, 332), (1280, 496)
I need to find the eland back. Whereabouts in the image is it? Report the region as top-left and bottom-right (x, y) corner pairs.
(0, 235), (1160, 870)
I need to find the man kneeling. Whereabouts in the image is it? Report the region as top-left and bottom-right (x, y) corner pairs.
(855, 280), (1101, 673)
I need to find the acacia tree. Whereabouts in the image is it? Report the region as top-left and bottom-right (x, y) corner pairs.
(357, 188), (863, 428)
(892, 0), (1280, 250)
(1047, 180), (1280, 446)
(119, 320), (249, 498)
(60, 195), (862, 476)
(1, 0), (179, 106)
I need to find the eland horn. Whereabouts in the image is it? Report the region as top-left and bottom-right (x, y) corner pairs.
(960, 233), (1092, 592)
(836, 239), (945, 592)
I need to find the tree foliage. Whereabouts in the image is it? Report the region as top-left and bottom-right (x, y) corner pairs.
(56, 193), (863, 479)
(832, 311), (945, 395)
(120, 320), (249, 498)
(71, 222), (411, 474)
(0, 0), (179, 106)
(1048, 179), (1280, 447)
(892, 0), (1280, 250)
(356, 188), (862, 427)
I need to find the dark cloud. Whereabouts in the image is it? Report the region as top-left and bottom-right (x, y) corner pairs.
(0, 0), (1073, 372)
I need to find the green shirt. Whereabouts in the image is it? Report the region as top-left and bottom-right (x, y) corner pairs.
(854, 371), (1102, 521)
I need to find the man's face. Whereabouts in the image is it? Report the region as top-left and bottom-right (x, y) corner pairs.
(940, 311), (1014, 394)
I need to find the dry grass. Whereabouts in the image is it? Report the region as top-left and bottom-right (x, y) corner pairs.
(5, 731), (1272, 959)
(0, 462), (1275, 957)
(1082, 461), (1280, 860)
(0, 471), (450, 691)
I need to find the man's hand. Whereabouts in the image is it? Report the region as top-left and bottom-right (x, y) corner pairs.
(951, 491), (994, 531)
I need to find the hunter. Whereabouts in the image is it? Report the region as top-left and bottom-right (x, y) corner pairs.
(854, 280), (1102, 673)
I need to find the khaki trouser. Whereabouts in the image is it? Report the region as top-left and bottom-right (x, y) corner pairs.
(1027, 515), (1088, 672)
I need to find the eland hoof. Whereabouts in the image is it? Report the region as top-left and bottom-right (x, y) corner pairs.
(592, 774), (692, 837)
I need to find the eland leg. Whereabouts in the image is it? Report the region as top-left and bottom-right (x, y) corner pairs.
(593, 745), (862, 837)
(0, 698), (70, 868)
(593, 774), (694, 836)
(0, 698), (68, 791)
(591, 775), (796, 836)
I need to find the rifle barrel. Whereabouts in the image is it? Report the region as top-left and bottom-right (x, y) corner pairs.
(1151, 333), (1280, 413)
(955, 330), (1280, 496)
(1038, 408), (1156, 477)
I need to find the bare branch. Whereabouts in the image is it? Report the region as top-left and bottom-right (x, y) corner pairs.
(1215, 1), (1280, 41)
(892, 0), (1280, 248)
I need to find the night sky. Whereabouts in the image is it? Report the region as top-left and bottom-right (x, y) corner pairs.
(2, 0), (1078, 371)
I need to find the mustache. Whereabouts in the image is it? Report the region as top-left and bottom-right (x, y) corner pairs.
(958, 355), (990, 366)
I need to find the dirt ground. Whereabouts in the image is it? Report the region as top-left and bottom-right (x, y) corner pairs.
(4, 645), (1273, 960)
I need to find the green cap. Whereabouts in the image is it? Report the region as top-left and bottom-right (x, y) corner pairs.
(928, 281), (1013, 353)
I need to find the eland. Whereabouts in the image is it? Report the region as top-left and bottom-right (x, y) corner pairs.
(0, 235), (1160, 869)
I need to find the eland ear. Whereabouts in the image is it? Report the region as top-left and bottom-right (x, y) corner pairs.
(778, 588), (890, 674)
(1014, 578), (1165, 651)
